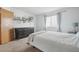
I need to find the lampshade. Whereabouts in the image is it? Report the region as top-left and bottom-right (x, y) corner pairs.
(73, 22), (78, 27)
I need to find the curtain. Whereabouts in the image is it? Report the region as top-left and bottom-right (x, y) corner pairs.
(57, 13), (61, 32)
(34, 15), (46, 32)
(34, 13), (61, 32)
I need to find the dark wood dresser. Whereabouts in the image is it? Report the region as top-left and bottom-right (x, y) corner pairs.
(15, 27), (34, 39)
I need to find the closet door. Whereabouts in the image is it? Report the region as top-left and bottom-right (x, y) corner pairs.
(0, 13), (1, 44)
(1, 8), (14, 44)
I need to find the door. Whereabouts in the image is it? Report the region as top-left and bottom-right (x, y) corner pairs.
(1, 8), (14, 44)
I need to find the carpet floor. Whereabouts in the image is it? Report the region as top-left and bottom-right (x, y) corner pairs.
(23, 46), (42, 52)
(0, 38), (41, 52)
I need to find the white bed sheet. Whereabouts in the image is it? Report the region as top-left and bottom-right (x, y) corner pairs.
(29, 31), (79, 52)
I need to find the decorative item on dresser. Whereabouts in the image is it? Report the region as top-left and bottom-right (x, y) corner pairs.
(0, 8), (14, 44)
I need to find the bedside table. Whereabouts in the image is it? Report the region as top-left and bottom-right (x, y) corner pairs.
(68, 32), (77, 34)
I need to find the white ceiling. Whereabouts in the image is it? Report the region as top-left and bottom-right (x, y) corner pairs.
(11, 7), (63, 15)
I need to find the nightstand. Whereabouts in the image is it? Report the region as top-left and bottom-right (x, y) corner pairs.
(68, 32), (77, 34)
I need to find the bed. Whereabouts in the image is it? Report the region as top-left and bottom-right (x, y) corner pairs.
(28, 31), (79, 52)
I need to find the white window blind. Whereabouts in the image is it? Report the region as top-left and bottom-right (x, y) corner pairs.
(46, 15), (58, 28)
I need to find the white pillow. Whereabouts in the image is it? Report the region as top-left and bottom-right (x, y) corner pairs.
(72, 32), (79, 46)
(75, 32), (79, 38)
(72, 32), (79, 40)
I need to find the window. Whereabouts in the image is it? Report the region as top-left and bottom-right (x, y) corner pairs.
(46, 15), (58, 28)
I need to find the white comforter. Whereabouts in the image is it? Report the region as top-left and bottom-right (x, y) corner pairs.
(28, 31), (79, 52)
